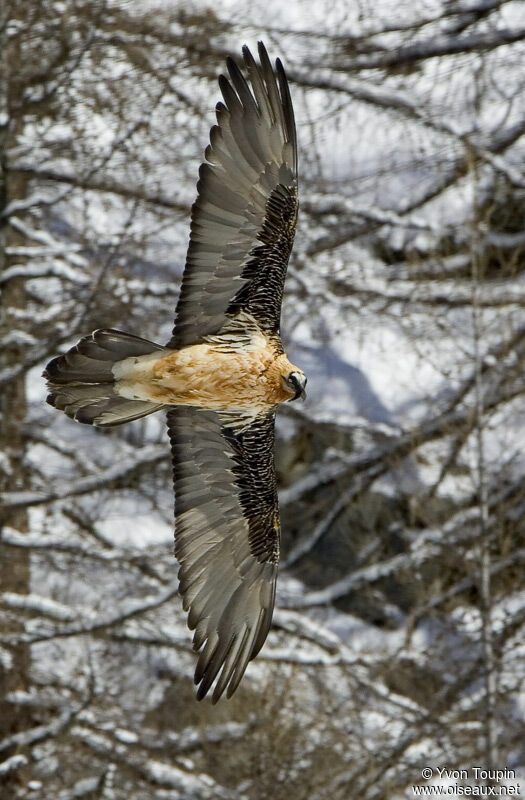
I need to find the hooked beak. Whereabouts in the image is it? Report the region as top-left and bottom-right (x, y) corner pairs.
(288, 373), (307, 402)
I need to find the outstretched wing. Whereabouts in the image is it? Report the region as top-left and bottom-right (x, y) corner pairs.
(169, 41), (298, 348)
(167, 406), (280, 702)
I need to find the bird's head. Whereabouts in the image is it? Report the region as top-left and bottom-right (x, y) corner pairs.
(282, 369), (307, 401)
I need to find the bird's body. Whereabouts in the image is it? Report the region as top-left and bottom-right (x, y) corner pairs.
(113, 320), (297, 410)
(44, 42), (304, 702)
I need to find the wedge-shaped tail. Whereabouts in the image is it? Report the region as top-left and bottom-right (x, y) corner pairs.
(43, 329), (166, 426)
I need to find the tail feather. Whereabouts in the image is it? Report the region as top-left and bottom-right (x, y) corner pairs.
(44, 329), (166, 427)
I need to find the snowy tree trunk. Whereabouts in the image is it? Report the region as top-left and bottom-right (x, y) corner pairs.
(0, 12), (32, 794)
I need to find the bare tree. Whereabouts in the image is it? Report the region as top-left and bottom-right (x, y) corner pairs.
(1, 1), (524, 797)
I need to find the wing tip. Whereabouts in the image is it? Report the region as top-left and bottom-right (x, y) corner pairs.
(257, 40), (269, 59)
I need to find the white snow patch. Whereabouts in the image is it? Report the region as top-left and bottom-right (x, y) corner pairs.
(97, 503), (173, 548)
(72, 776), (100, 797)
(114, 728), (139, 744)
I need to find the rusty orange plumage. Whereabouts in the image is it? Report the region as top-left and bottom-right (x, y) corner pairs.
(113, 338), (299, 409)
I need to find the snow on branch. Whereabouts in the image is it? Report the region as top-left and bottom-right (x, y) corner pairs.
(4, 584), (180, 646)
(0, 592), (77, 621)
(280, 324), (525, 509)
(332, 26), (525, 71)
(142, 759), (233, 797)
(0, 445), (168, 510)
(0, 754), (28, 776)
(282, 461), (386, 569)
(283, 508), (483, 609)
(137, 720), (254, 753)
(0, 262), (89, 286)
(273, 608), (343, 653)
(289, 67), (420, 115)
(302, 193), (438, 232)
(279, 459), (348, 508)
(70, 724), (241, 799)
(1, 526), (165, 568)
(0, 188), (71, 219)
(0, 701), (86, 755)
(11, 165), (191, 212)
(291, 68), (525, 192)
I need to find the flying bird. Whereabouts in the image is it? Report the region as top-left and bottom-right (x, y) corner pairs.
(43, 42), (303, 702)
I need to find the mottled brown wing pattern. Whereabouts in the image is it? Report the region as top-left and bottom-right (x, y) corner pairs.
(169, 42), (298, 348)
(167, 406), (279, 702)
(221, 408), (280, 563)
(225, 183), (297, 336)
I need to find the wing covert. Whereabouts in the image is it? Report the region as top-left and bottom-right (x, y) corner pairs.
(169, 42), (298, 348)
(167, 406), (280, 701)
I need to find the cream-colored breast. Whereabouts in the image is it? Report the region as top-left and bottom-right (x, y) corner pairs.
(113, 341), (292, 410)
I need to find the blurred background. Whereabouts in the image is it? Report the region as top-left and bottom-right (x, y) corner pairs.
(1, 0), (524, 797)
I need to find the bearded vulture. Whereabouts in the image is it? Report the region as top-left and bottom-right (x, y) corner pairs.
(44, 42), (303, 702)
